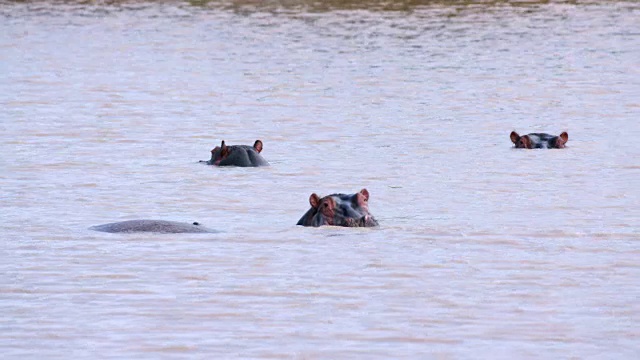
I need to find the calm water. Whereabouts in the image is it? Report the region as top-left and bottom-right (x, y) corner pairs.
(1, 0), (639, 358)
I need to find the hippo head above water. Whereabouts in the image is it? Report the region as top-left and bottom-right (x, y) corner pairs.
(201, 139), (269, 167)
(510, 131), (568, 149)
(296, 188), (379, 227)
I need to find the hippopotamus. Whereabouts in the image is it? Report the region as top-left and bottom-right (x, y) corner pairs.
(296, 188), (379, 227)
(200, 140), (269, 167)
(90, 220), (218, 234)
(510, 131), (568, 149)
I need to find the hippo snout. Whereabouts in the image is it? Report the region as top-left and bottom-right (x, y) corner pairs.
(339, 215), (378, 227)
(360, 215), (378, 227)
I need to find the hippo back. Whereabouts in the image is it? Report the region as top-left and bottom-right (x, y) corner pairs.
(90, 220), (218, 234)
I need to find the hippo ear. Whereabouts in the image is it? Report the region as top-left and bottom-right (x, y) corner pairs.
(253, 140), (263, 153)
(309, 193), (321, 209)
(554, 132), (568, 148)
(510, 131), (520, 144)
(559, 132), (568, 143)
(520, 135), (532, 149)
(220, 140), (229, 157)
(359, 188), (370, 201)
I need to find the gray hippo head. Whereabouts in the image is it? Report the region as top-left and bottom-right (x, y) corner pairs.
(296, 188), (379, 227)
(202, 140), (269, 167)
(510, 131), (568, 149)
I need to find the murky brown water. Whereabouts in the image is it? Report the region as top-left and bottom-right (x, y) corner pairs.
(2, 0), (639, 358)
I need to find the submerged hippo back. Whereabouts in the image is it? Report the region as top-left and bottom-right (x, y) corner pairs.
(90, 220), (218, 234)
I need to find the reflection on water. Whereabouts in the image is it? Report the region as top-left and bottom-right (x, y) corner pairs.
(1, 0), (639, 358)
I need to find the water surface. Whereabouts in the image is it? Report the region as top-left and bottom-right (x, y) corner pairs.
(1, 0), (639, 358)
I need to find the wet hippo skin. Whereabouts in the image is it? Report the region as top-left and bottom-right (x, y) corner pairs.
(297, 188), (379, 227)
(510, 131), (568, 149)
(200, 139), (269, 167)
(90, 220), (218, 233)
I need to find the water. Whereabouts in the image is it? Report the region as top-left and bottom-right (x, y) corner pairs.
(1, 0), (639, 358)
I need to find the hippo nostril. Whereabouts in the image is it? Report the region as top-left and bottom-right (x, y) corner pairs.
(193, 222), (200, 226)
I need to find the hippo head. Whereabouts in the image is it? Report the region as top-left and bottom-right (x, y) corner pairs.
(297, 188), (379, 227)
(510, 131), (568, 149)
(210, 139), (263, 165)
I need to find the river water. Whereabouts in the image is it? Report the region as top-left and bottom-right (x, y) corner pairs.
(1, 0), (639, 358)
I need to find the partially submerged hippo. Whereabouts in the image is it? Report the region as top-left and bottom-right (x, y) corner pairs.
(297, 188), (379, 227)
(200, 140), (269, 167)
(510, 131), (568, 149)
(90, 220), (218, 234)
